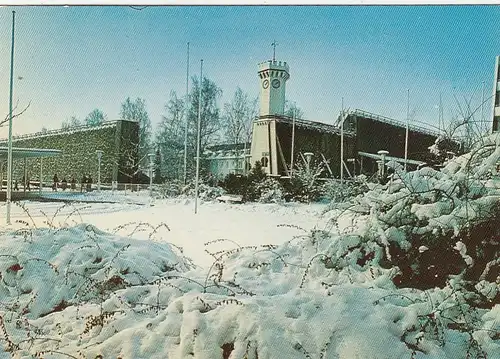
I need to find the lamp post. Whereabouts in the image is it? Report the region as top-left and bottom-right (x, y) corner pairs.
(378, 150), (389, 178)
(194, 59), (203, 214)
(304, 152), (314, 173)
(148, 153), (155, 197)
(96, 150), (103, 192)
(340, 98), (345, 185)
(6, 11), (16, 225)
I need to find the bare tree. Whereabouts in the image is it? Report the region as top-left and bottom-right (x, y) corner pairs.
(116, 138), (143, 183)
(223, 87), (257, 146)
(0, 100), (31, 128)
(188, 76), (222, 152)
(430, 92), (494, 162)
(85, 109), (107, 127)
(156, 91), (186, 180)
(120, 97), (152, 166)
(284, 101), (304, 119)
(61, 116), (81, 129)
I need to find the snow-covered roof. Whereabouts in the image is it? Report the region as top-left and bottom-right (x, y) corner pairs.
(0, 120), (120, 143)
(258, 114), (356, 136)
(349, 109), (441, 138)
(0, 146), (62, 159)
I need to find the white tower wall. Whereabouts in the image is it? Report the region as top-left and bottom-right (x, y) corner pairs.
(258, 60), (290, 117)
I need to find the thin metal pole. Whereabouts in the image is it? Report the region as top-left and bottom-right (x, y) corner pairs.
(183, 42), (190, 184)
(481, 80), (485, 133)
(290, 104), (296, 176)
(39, 158), (43, 194)
(404, 89), (409, 172)
(6, 11), (16, 225)
(194, 60), (203, 214)
(340, 97), (344, 184)
(23, 158), (26, 193)
(149, 154), (153, 197)
(439, 92), (442, 134)
(97, 157), (101, 191)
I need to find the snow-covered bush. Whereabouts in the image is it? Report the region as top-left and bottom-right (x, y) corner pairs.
(283, 160), (324, 203)
(155, 179), (187, 198)
(178, 179), (226, 200)
(321, 176), (370, 203)
(328, 132), (500, 297)
(255, 178), (284, 203)
(219, 161), (283, 202)
(198, 182), (226, 200)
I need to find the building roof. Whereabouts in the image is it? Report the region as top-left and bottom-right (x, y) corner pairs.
(0, 120), (122, 143)
(0, 147), (62, 159)
(348, 109), (441, 138)
(258, 114), (356, 136)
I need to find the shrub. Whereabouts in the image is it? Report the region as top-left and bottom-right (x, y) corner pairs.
(321, 177), (370, 203)
(255, 178), (284, 204)
(281, 160), (324, 203)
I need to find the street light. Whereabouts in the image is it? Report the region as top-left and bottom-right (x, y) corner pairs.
(304, 152), (314, 173)
(6, 11), (16, 226)
(377, 150), (389, 178)
(96, 150), (103, 191)
(148, 153), (155, 197)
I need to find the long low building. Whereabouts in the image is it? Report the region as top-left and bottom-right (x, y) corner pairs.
(0, 119), (140, 186)
(207, 57), (458, 181)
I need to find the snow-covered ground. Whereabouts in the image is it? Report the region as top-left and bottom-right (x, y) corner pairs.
(0, 136), (499, 359)
(1, 195), (328, 269)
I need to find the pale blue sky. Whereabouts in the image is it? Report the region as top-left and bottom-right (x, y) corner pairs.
(0, 5), (499, 137)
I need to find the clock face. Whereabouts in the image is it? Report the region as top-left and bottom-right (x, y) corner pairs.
(272, 79), (281, 89)
(262, 79), (269, 89)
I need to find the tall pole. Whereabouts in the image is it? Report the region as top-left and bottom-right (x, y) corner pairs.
(481, 80), (485, 134)
(96, 150), (102, 192)
(39, 158), (43, 194)
(183, 42), (190, 185)
(439, 92), (443, 134)
(404, 89), (409, 172)
(97, 156), (101, 191)
(290, 103), (296, 177)
(149, 153), (154, 197)
(340, 97), (344, 184)
(6, 11), (16, 225)
(194, 59), (203, 214)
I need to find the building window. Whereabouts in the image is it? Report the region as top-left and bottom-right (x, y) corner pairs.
(261, 157), (269, 167)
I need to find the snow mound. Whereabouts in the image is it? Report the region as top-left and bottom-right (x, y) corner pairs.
(0, 224), (194, 320)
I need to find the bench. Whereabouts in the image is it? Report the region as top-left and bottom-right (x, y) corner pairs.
(216, 194), (243, 204)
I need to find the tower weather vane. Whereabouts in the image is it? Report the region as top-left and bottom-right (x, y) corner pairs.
(271, 40), (278, 61)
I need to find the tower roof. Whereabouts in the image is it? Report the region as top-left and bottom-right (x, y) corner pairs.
(258, 59), (289, 73)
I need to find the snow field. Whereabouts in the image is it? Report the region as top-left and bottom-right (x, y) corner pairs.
(1, 133), (500, 358)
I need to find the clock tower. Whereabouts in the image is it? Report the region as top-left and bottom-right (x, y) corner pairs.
(250, 58), (290, 176)
(258, 59), (290, 117)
